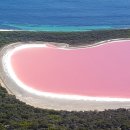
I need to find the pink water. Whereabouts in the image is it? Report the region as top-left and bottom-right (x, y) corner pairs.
(10, 40), (130, 98)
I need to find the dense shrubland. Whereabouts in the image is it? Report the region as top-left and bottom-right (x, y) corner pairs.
(0, 86), (130, 130)
(0, 29), (130, 47)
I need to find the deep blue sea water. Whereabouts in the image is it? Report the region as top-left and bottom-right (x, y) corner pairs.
(0, 0), (130, 32)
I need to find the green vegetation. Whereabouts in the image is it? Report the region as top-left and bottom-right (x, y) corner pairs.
(0, 29), (130, 48)
(0, 29), (130, 130)
(1, 86), (130, 130)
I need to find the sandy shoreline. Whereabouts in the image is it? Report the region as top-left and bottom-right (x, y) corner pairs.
(0, 29), (17, 31)
(0, 29), (25, 32)
(1, 40), (130, 111)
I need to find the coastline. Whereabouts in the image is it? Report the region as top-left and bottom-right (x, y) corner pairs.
(0, 27), (130, 33)
(0, 29), (17, 31)
(1, 40), (130, 111)
(0, 25), (113, 32)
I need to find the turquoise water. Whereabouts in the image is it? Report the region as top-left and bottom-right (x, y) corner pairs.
(1, 0), (130, 32)
(5, 24), (113, 32)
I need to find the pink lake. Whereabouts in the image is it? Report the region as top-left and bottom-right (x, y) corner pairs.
(10, 40), (130, 98)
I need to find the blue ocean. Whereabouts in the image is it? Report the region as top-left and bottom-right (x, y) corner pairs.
(0, 0), (130, 32)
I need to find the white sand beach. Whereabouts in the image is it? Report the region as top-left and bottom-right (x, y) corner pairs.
(0, 29), (15, 31)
